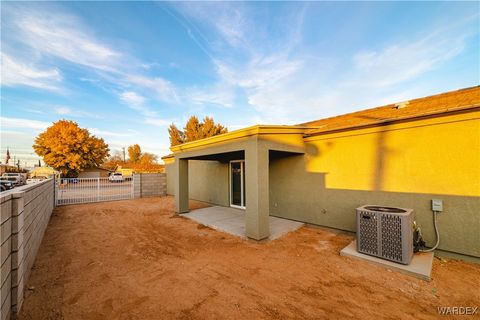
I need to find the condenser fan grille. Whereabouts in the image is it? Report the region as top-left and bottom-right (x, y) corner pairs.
(358, 211), (378, 255)
(381, 214), (403, 262)
(356, 205), (414, 265)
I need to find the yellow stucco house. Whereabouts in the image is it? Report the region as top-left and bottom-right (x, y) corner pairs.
(164, 86), (480, 260)
(28, 166), (60, 179)
(115, 166), (135, 177)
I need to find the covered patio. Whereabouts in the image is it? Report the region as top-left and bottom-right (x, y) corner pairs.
(183, 206), (304, 240)
(172, 125), (307, 240)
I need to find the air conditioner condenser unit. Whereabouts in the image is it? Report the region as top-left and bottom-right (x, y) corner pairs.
(356, 205), (414, 265)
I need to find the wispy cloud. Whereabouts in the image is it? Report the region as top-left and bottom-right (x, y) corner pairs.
(1, 52), (63, 92)
(351, 33), (466, 88)
(172, 3), (477, 123)
(10, 6), (121, 72)
(0, 116), (51, 130)
(144, 118), (171, 127)
(123, 75), (179, 104)
(119, 91), (145, 107)
(89, 128), (138, 138)
(2, 2), (478, 132)
(118, 91), (172, 127)
(53, 106), (101, 119)
(185, 83), (235, 108)
(3, 3), (180, 107)
(22, 108), (45, 115)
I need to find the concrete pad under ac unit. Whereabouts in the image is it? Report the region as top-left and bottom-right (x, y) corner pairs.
(340, 240), (434, 281)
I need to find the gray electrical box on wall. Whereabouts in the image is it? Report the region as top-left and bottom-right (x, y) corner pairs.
(432, 199), (443, 212)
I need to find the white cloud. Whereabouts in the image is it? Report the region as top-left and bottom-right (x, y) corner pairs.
(119, 91), (156, 117)
(119, 91), (145, 107)
(22, 108), (45, 115)
(89, 128), (138, 138)
(123, 75), (179, 104)
(1, 52), (63, 91)
(351, 34), (465, 88)
(171, 3), (476, 124)
(12, 8), (121, 72)
(118, 91), (171, 127)
(165, 4), (478, 127)
(0, 117), (50, 130)
(3, 4), (180, 109)
(52, 105), (101, 119)
(185, 83), (235, 108)
(214, 55), (302, 89)
(54, 106), (72, 115)
(144, 118), (171, 127)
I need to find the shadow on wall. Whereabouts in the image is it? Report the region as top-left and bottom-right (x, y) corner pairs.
(269, 153), (480, 259)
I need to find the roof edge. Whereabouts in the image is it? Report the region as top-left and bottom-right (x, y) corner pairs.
(169, 125), (316, 153)
(298, 85), (480, 127)
(304, 104), (480, 138)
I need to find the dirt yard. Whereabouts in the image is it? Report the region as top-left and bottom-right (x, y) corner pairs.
(19, 196), (479, 319)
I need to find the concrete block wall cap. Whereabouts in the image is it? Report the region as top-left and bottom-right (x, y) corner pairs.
(10, 179), (52, 195)
(0, 193), (12, 203)
(11, 192), (26, 201)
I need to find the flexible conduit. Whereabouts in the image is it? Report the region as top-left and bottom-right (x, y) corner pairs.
(420, 211), (440, 252)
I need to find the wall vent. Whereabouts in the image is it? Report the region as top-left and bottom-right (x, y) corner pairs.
(394, 101), (409, 109)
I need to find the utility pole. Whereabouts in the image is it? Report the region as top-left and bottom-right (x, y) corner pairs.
(122, 147), (126, 163)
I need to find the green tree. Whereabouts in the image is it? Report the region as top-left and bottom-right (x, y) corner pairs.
(33, 120), (109, 177)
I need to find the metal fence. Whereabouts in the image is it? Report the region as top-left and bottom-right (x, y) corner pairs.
(55, 177), (134, 206)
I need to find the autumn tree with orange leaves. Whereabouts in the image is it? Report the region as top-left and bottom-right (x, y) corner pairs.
(102, 144), (164, 173)
(127, 144), (142, 164)
(168, 116), (227, 146)
(33, 120), (109, 177)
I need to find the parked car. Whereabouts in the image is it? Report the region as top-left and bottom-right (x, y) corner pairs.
(0, 179), (15, 192)
(27, 176), (46, 184)
(109, 173), (124, 182)
(1, 173), (26, 186)
(61, 178), (79, 184)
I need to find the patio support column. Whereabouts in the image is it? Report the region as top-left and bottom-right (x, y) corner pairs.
(245, 140), (269, 240)
(175, 158), (189, 213)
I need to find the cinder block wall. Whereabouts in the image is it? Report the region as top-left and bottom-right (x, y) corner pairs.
(1, 194), (13, 320)
(0, 179), (54, 319)
(133, 173), (166, 198)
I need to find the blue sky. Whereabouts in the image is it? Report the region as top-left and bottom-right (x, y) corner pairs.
(1, 1), (478, 166)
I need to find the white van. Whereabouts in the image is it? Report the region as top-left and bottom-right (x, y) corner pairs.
(1, 173), (26, 186)
(108, 172), (124, 182)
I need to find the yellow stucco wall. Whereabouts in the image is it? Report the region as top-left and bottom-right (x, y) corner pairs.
(270, 110), (479, 257)
(304, 110), (479, 196)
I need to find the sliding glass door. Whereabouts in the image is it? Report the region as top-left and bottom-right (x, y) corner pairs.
(230, 160), (245, 208)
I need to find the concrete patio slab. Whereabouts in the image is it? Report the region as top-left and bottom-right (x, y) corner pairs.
(340, 240), (434, 281)
(183, 206), (304, 240)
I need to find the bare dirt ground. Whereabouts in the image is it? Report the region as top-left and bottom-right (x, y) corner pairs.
(19, 196), (479, 320)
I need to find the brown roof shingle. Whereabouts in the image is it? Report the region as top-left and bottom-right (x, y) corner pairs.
(300, 86), (480, 135)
